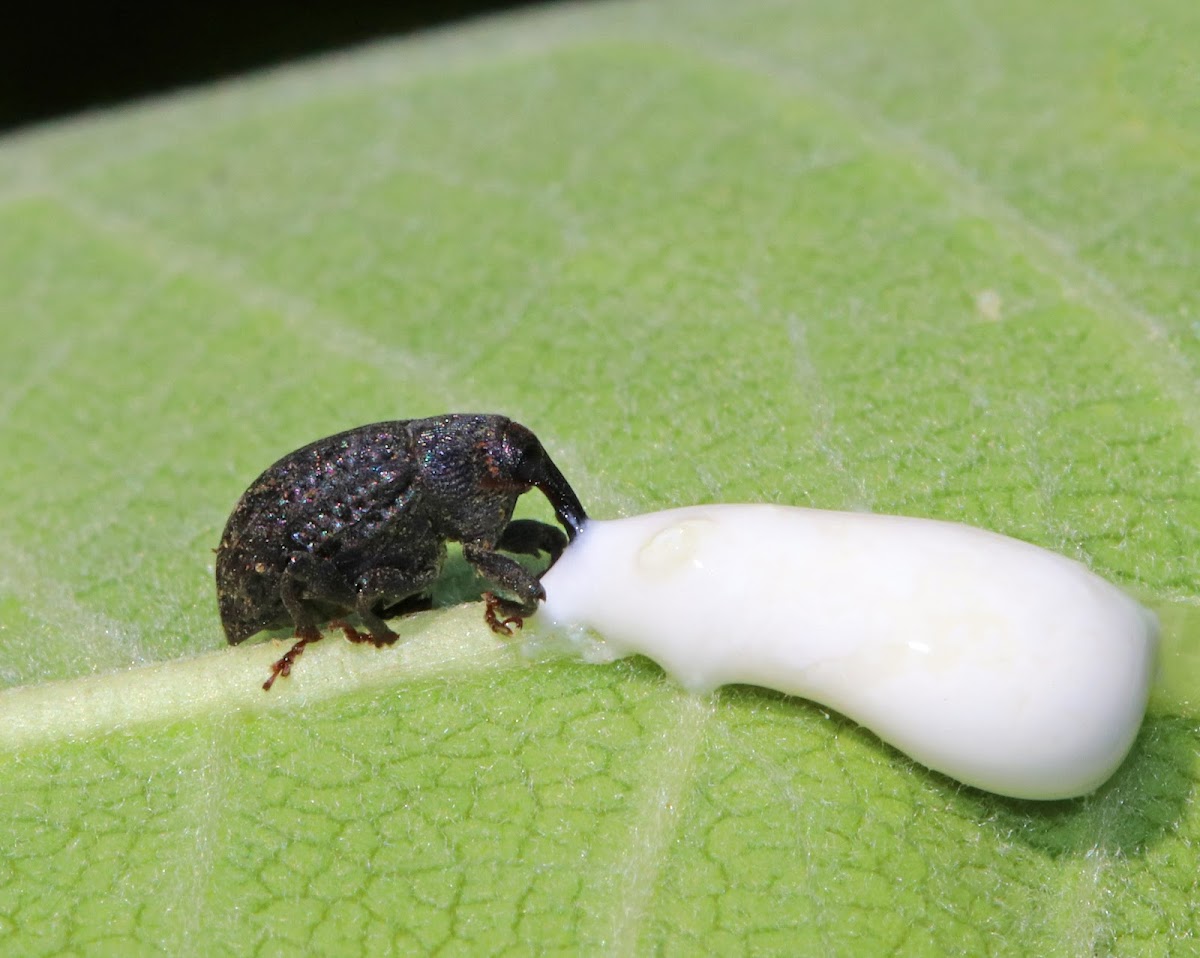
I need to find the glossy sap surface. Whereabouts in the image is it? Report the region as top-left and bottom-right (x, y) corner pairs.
(539, 505), (1158, 800)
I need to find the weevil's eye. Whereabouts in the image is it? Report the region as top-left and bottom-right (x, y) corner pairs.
(501, 421), (544, 479)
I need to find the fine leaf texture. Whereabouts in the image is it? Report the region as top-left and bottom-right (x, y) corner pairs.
(1, 1), (1199, 954)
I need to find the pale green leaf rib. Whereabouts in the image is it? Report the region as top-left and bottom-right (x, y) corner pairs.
(0, 607), (515, 752)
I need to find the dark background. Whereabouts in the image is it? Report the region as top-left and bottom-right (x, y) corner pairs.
(1, 2), (548, 133)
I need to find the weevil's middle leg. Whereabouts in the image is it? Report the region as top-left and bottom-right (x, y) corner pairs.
(329, 618), (400, 648)
(352, 562), (441, 641)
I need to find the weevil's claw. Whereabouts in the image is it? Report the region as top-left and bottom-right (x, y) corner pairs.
(483, 592), (525, 636)
(263, 647), (301, 691)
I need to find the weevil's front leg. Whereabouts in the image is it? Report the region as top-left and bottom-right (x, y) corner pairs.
(481, 592), (534, 635)
(463, 540), (545, 635)
(498, 518), (568, 564)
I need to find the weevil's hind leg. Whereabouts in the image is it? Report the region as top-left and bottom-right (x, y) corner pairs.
(265, 553), (357, 691)
(498, 519), (568, 564)
(264, 549), (441, 688)
(263, 623), (323, 692)
(279, 553), (357, 631)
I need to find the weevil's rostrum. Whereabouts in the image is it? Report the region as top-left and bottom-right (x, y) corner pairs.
(216, 413), (587, 687)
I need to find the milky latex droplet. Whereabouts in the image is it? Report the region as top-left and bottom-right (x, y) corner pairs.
(539, 505), (1158, 800)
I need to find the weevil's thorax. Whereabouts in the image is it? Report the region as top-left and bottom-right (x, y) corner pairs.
(412, 414), (529, 544)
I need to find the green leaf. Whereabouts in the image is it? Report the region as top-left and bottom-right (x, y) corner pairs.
(2, 1), (1198, 953)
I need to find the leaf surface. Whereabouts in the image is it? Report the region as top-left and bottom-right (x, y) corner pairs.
(1, 1), (1198, 953)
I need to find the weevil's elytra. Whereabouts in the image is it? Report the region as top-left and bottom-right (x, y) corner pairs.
(215, 413), (588, 689)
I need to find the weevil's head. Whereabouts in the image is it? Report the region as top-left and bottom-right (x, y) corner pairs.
(498, 420), (588, 540)
(416, 414), (589, 542)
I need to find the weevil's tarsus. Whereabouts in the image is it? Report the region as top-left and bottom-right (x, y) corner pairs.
(329, 618), (399, 648)
(262, 625), (323, 691)
(260, 619), (401, 691)
(483, 591), (527, 636)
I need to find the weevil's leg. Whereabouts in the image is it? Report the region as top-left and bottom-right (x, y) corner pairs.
(352, 562), (442, 644)
(266, 553), (357, 690)
(279, 553), (357, 628)
(481, 591), (531, 636)
(498, 519), (568, 564)
(263, 622), (323, 692)
(328, 619), (381, 646)
(463, 541), (545, 635)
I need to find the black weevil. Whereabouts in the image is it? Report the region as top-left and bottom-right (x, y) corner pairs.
(215, 413), (587, 689)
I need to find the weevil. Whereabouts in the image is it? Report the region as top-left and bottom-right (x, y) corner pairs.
(215, 413), (588, 690)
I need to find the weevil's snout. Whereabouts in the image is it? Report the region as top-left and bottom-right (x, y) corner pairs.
(502, 421), (588, 540)
(543, 465), (587, 540)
